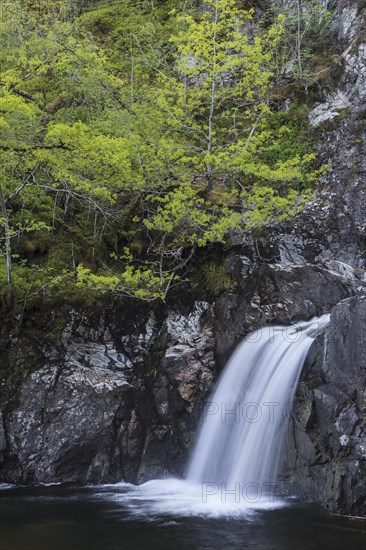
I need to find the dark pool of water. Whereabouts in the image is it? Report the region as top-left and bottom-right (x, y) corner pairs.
(0, 485), (365, 550)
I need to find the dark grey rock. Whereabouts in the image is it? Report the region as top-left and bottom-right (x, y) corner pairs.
(215, 262), (359, 366)
(3, 363), (134, 484)
(0, 299), (215, 485)
(283, 295), (366, 516)
(0, 412), (6, 463)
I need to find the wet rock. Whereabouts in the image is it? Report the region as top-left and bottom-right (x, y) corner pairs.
(283, 295), (366, 516)
(3, 363), (133, 484)
(0, 299), (216, 485)
(137, 302), (216, 481)
(0, 412), (6, 463)
(215, 262), (359, 366)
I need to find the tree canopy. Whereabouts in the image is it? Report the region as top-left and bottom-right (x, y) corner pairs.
(0, 0), (324, 308)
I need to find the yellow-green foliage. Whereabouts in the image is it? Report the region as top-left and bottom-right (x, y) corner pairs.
(0, 0), (323, 305)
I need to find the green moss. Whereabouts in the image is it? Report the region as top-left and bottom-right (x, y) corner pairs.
(196, 261), (235, 298)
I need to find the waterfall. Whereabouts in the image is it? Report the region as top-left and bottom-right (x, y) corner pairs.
(186, 315), (330, 491)
(104, 315), (330, 517)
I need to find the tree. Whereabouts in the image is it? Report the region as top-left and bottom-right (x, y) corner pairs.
(0, 0), (321, 306)
(131, 0), (316, 284)
(266, 0), (332, 84)
(0, 5), (140, 305)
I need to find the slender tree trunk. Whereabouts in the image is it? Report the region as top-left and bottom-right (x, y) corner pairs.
(296, 0), (303, 79)
(0, 187), (13, 310)
(206, 6), (219, 185)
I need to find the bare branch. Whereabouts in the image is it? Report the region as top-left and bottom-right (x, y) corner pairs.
(0, 81), (39, 104)
(5, 164), (40, 205)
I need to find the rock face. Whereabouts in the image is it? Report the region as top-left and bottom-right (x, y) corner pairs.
(0, 261), (363, 491)
(215, 261), (361, 366)
(265, 1), (366, 269)
(0, 300), (215, 484)
(5, 364), (132, 484)
(284, 295), (366, 516)
(274, 2), (366, 515)
(133, 301), (215, 482)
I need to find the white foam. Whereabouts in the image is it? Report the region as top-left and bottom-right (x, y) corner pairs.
(99, 478), (288, 519)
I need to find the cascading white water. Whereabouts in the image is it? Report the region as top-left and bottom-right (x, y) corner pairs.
(186, 315), (330, 490)
(103, 315), (330, 518)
